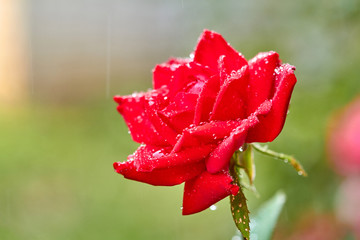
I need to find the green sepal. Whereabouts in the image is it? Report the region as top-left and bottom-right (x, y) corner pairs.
(235, 144), (256, 184)
(252, 143), (307, 177)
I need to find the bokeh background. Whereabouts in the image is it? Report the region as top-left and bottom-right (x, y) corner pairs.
(1, 0), (360, 239)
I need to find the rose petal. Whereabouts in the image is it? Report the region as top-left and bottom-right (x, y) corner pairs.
(247, 51), (280, 115)
(206, 100), (272, 173)
(182, 171), (239, 215)
(152, 58), (191, 89)
(159, 92), (198, 132)
(173, 101), (272, 152)
(193, 29), (247, 71)
(205, 124), (248, 174)
(194, 75), (220, 125)
(114, 92), (167, 146)
(210, 65), (249, 121)
(173, 120), (239, 152)
(113, 160), (205, 186)
(246, 64), (297, 143)
(131, 144), (214, 172)
(144, 91), (179, 145)
(153, 60), (214, 97)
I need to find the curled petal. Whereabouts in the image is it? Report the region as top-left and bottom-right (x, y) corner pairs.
(131, 144), (214, 172)
(194, 75), (220, 125)
(210, 65), (249, 121)
(206, 100), (272, 173)
(153, 60), (214, 97)
(152, 58), (191, 89)
(193, 29), (247, 71)
(205, 125), (248, 174)
(159, 92), (198, 132)
(173, 120), (239, 152)
(182, 171), (239, 215)
(174, 100), (272, 152)
(113, 160), (205, 187)
(114, 93), (167, 146)
(247, 51), (280, 115)
(246, 64), (297, 143)
(144, 91), (179, 145)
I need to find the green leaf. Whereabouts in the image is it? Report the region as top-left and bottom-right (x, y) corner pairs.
(250, 191), (286, 240)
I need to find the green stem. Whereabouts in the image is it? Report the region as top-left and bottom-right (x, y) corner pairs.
(251, 143), (307, 177)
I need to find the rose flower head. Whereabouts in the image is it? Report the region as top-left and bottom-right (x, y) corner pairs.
(113, 30), (297, 215)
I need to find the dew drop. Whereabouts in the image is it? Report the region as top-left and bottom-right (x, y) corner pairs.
(153, 150), (164, 158)
(209, 205), (217, 211)
(231, 236), (241, 240)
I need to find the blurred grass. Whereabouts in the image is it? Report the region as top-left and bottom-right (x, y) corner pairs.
(0, 101), (239, 240)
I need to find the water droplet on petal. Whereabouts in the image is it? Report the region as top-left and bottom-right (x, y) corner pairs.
(153, 150), (164, 158)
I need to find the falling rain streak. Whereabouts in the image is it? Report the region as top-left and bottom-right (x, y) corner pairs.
(106, 15), (112, 99)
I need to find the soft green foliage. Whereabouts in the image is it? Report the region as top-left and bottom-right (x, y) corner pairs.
(250, 191), (286, 240)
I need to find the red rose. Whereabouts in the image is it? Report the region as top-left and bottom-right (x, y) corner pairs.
(113, 30), (297, 215)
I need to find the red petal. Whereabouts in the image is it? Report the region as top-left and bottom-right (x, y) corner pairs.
(194, 75), (220, 125)
(131, 144), (214, 172)
(193, 30), (247, 71)
(206, 101), (272, 173)
(247, 51), (280, 115)
(173, 120), (239, 152)
(144, 91), (179, 145)
(152, 58), (191, 89)
(210, 65), (249, 121)
(154, 60), (214, 98)
(182, 171), (239, 215)
(246, 64), (297, 143)
(205, 124), (248, 174)
(114, 93), (167, 146)
(113, 160), (205, 186)
(159, 92), (198, 132)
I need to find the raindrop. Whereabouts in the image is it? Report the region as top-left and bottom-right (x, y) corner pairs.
(209, 205), (217, 211)
(298, 171), (303, 176)
(153, 150), (164, 158)
(180, 206), (183, 210)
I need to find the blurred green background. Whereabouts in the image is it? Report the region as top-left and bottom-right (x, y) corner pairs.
(1, 0), (360, 239)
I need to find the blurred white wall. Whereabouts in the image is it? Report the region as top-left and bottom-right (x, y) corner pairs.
(0, 0), (29, 105)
